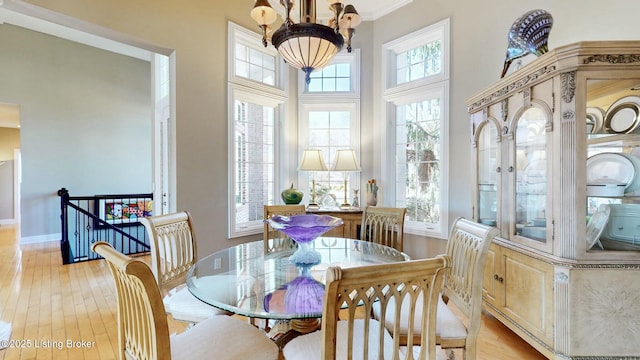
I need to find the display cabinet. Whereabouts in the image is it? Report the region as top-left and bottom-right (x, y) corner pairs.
(469, 41), (640, 359)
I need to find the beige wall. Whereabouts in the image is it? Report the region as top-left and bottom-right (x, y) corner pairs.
(373, 0), (640, 258)
(20, 1), (268, 253)
(0, 23), (151, 238)
(17, 0), (640, 258)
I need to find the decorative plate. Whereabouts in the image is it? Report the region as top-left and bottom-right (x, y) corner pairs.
(586, 107), (605, 134)
(604, 96), (640, 134)
(586, 204), (610, 250)
(586, 152), (635, 189)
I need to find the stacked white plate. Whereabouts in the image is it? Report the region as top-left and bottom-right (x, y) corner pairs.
(586, 152), (636, 196)
(622, 153), (640, 195)
(600, 204), (640, 245)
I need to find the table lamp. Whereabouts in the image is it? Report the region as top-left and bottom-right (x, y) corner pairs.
(330, 149), (361, 209)
(298, 149), (328, 209)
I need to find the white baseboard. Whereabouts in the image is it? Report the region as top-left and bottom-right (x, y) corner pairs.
(0, 219), (17, 226)
(21, 233), (61, 244)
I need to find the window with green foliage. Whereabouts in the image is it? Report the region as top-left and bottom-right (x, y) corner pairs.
(396, 97), (442, 224)
(383, 19), (450, 238)
(396, 41), (442, 84)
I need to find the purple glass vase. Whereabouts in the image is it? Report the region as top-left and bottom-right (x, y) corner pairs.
(263, 266), (324, 315)
(264, 214), (343, 265)
(284, 267), (324, 314)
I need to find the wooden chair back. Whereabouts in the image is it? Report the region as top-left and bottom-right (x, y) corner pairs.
(360, 206), (407, 251)
(322, 256), (450, 360)
(140, 211), (197, 294)
(92, 241), (171, 360)
(440, 217), (500, 357)
(263, 205), (306, 254)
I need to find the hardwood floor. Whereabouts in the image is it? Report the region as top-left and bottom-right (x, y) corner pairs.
(0, 224), (547, 359)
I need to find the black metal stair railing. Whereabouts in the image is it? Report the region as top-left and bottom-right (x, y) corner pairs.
(58, 188), (152, 264)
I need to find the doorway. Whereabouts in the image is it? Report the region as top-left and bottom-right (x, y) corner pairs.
(0, 102), (20, 225)
(0, 2), (176, 233)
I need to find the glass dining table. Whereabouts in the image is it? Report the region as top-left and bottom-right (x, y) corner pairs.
(186, 237), (409, 343)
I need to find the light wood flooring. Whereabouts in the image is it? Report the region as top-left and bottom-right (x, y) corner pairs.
(0, 224), (547, 359)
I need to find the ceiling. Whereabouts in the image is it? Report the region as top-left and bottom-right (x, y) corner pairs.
(311, 0), (413, 21)
(0, 0), (414, 64)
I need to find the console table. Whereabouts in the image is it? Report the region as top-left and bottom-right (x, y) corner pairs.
(306, 208), (362, 239)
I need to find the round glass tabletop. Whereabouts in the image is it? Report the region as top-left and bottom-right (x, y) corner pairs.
(186, 237), (409, 320)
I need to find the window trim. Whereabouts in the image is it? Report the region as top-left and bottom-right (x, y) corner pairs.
(386, 82), (449, 238)
(228, 22), (287, 96)
(297, 50), (362, 209)
(227, 21), (288, 238)
(382, 18), (450, 96)
(298, 50), (361, 99)
(381, 18), (450, 239)
(227, 84), (287, 238)
(297, 100), (362, 201)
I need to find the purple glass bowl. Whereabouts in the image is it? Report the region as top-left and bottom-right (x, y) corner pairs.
(264, 214), (343, 244)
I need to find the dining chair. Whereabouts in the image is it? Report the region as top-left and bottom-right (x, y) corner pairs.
(360, 206), (407, 251)
(263, 204), (306, 254)
(91, 241), (279, 360)
(140, 211), (229, 323)
(0, 321), (10, 349)
(283, 255), (451, 360)
(373, 217), (500, 360)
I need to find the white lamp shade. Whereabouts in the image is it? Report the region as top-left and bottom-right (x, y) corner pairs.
(330, 149), (361, 172)
(340, 5), (361, 28)
(250, 0), (277, 25)
(299, 150), (328, 171)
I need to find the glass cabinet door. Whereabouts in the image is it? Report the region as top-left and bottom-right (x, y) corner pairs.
(477, 122), (499, 227)
(585, 78), (640, 252)
(514, 107), (548, 242)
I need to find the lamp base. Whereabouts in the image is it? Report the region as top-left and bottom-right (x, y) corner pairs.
(339, 203), (351, 210)
(307, 203), (320, 210)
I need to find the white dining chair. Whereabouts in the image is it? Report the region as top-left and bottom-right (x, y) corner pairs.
(283, 256), (451, 360)
(360, 206), (407, 251)
(92, 241), (278, 360)
(373, 217), (500, 360)
(140, 211), (229, 323)
(0, 321), (11, 349)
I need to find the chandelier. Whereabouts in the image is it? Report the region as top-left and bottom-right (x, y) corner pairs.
(250, 0), (361, 84)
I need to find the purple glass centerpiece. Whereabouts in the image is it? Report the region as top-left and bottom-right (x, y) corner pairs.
(264, 214), (343, 265)
(264, 266), (324, 315)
